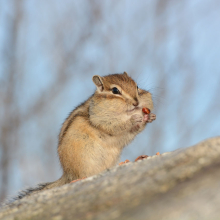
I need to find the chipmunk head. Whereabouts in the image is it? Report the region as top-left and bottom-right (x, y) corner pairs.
(92, 72), (140, 108)
(92, 72), (153, 110)
(89, 72), (153, 125)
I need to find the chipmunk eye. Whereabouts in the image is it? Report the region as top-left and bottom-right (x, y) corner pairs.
(112, 87), (120, 94)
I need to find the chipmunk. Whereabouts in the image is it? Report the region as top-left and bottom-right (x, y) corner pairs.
(15, 72), (156, 200)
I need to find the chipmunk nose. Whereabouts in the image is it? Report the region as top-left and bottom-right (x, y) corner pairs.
(133, 98), (139, 107)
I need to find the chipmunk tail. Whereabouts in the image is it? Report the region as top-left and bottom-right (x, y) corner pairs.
(4, 175), (67, 205)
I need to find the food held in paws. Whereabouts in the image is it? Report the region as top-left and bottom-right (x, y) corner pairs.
(142, 107), (151, 114)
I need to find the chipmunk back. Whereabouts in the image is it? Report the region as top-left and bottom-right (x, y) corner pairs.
(12, 72), (155, 201)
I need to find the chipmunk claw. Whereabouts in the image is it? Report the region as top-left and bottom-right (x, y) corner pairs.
(135, 155), (148, 161)
(119, 159), (130, 165)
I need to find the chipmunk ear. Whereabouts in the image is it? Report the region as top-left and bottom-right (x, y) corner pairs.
(93, 75), (104, 92)
(123, 71), (128, 76)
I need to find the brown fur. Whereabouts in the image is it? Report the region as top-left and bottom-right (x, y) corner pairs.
(58, 72), (154, 182)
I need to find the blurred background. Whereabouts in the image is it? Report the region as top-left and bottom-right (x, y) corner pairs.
(0, 0), (220, 202)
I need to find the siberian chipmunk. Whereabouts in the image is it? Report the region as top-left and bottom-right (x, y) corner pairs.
(16, 72), (156, 200)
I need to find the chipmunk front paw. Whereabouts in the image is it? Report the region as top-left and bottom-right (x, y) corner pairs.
(130, 114), (143, 125)
(146, 113), (156, 123)
(142, 113), (156, 123)
(130, 114), (143, 132)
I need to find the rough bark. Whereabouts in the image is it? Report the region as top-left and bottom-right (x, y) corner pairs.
(0, 137), (220, 220)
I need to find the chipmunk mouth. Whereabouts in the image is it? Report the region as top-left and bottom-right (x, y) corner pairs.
(127, 106), (141, 113)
